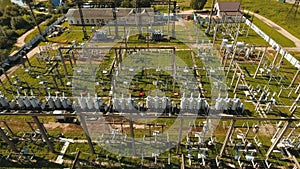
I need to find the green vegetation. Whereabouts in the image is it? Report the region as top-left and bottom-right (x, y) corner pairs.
(290, 52), (300, 61)
(190, 0), (207, 10)
(204, 0), (300, 40)
(1, 14), (300, 167)
(237, 28), (269, 46)
(252, 16), (295, 47)
(0, 4), (50, 61)
(0, 0), (11, 9)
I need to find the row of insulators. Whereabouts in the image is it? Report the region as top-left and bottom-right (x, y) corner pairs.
(215, 98), (244, 112)
(0, 93), (103, 111)
(77, 94), (103, 110)
(0, 95), (42, 110)
(112, 96), (209, 111)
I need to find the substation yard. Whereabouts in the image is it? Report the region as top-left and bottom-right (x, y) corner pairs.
(0, 15), (300, 169)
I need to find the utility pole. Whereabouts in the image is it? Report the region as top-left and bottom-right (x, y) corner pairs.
(253, 47), (268, 79)
(78, 114), (95, 155)
(219, 119), (236, 157)
(76, 0), (89, 40)
(289, 68), (300, 87)
(0, 127), (18, 153)
(136, 0), (142, 38)
(168, 0), (171, 34)
(266, 121), (291, 158)
(32, 116), (55, 153)
(206, 0), (216, 35)
(112, 1), (119, 39)
(24, 0), (44, 41)
(286, 0), (300, 21)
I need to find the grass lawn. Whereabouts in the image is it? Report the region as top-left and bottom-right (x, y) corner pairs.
(204, 0), (300, 40)
(153, 0), (192, 13)
(24, 23), (48, 44)
(290, 52), (300, 61)
(251, 16), (295, 47)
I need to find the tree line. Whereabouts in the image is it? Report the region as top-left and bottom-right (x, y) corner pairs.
(0, 4), (49, 62)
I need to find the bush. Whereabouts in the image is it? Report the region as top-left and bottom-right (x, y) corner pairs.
(190, 0), (207, 10)
(5, 29), (18, 38)
(0, 16), (11, 28)
(36, 13), (49, 23)
(45, 15), (58, 26)
(10, 16), (30, 30)
(4, 4), (28, 17)
(0, 49), (9, 62)
(0, 36), (15, 49)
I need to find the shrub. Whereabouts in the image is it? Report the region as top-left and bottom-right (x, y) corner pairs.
(45, 15), (58, 26)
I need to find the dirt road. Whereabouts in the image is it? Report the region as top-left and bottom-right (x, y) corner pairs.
(15, 27), (37, 48)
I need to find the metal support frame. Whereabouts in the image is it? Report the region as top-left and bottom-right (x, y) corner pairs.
(1, 121), (14, 136)
(78, 114), (95, 155)
(32, 116), (55, 153)
(113, 2), (119, 39)
(76, 0), (89, 40)
(206, 0), (216, 34)
(230, 65), (237, 87)
(286, 0), (300, 20)
(226, 17), (242, 77)
(271, 49), (280, 68)
(181, 153), (185, 169)
(176, 117), (184, 154)
(289, 69), (300, 87)
(253, 47), (268, 79)
(0, 127), (18, 152)
(219, 119), (236, 157)
(277, 51), (286, 70)
(58, 49), (69, 76)
(233, 73), (241, 93)
(129, 116), (136, 155)
(71, 151), (81, 169)
(266, 121), (291, 158)
(0, 68), (12, 86)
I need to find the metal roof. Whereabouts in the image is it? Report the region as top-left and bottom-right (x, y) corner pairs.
(217, 2), (241, 12)
(65, 8), (155, 19)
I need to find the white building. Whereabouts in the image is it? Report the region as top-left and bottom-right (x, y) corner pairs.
(65, 8), (155, 26)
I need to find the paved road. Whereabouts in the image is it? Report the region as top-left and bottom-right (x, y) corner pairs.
(243, 10), (300, 51)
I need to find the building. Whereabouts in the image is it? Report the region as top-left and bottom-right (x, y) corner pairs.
(214, 2), (242, 18)
(65, 8), (156, 26)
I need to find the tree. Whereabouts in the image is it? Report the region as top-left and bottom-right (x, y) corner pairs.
(0, 16), (11, 27)
(10, 16), (29, 30)
(22, 0), (43, 39)
(138, 0), (151, 7)
(190, 0), (207, 10)
(46, 0), (54, 13)
(121, 0), (134, 7)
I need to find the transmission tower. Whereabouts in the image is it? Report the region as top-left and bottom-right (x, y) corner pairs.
(75, 0), (89, 40)
(286, 0), (300, 21)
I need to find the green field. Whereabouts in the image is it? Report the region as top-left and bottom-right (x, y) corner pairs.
(205, 0), (300, 40)
(0, 0), (12, 9)
(252, 16), (295, 47)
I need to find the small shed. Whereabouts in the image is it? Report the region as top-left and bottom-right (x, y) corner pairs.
(214, 2), (242, 18)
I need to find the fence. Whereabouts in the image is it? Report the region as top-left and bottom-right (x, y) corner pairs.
(5, 16), (66, 64)
(244, 17), (300, 69)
